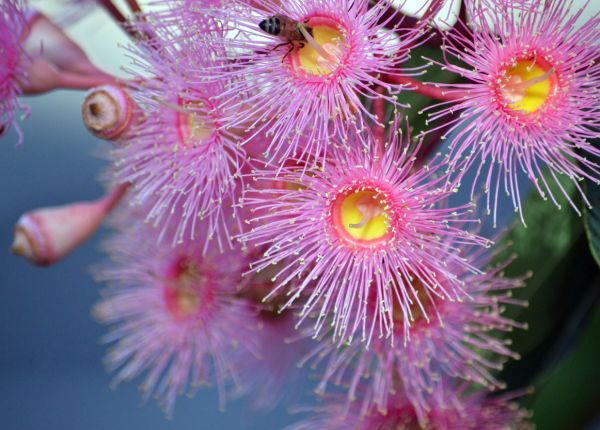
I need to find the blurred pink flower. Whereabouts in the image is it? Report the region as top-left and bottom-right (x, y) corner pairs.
(94, 218), (260, 415)
(236, 263), (312, 410)
(287, 387), (532, 430)
(109, 12), (253, 249)
(244, 312), (308, 410)
(0, 0), (28, 143)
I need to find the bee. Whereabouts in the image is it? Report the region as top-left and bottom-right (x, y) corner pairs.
(258, 14), (313, 60)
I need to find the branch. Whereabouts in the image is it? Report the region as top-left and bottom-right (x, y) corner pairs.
(125, 0), (142, 14)
(97, 0), (142, 41)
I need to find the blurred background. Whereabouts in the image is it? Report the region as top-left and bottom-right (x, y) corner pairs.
(1, 1), (600, 429)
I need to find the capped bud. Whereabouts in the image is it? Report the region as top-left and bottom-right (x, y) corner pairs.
(82, 85), (139, 140)
(11, 185), (128, 266)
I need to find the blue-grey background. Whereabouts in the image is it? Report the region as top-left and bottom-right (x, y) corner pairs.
(0, 91), (304, 430)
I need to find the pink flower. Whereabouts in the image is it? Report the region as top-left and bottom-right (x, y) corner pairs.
(94, 218), (259, 415)
(109, 13), (250, 248)
(1, 0), (28, 144)
(431, 0), (600, 223)
(302, 244), (528, 424)
(242, 126), (490, 346)
(186, 0), (422, 166)
(287, 388), (532, 430)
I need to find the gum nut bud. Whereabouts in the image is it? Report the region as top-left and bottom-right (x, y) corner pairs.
(23, 10), (111, 79)
(11, 184), (128, 266)
(82, 85), (137, 140)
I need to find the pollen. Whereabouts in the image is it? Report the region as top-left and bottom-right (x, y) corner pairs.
(499, 59), (556, 113)
(292, 17), (346, 76)
(332, 189), (390, 246)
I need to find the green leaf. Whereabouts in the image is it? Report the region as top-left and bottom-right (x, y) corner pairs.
(496, 171), (591, 389)
(529, 299), (600, 430)
(395, 45), (462, 138)
(583, 178), (600, 268)
(496, 173), (583, 310)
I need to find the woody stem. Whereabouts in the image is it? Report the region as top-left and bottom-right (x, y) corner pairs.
(125, 0), (142, 13)
(97, 0), (143, 42)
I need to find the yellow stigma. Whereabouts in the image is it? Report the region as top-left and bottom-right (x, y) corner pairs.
(501, 60), (555, 113)
(336, 190), (389, 243)
(294, 18), (345, 76)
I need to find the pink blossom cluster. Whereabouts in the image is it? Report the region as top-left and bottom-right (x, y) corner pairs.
(3, 0), (600, 428)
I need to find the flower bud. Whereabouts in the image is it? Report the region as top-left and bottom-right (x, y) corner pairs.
(82, 85), (139, 140)
(11, 185), (128, 266)
(17, 9), (114, 95)
(23, 11), (111, 79)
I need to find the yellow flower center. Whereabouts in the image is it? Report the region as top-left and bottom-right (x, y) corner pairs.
(333, 189), (390, 245)
(172, 286), (201, 316)
(165, 258), (205, 318)
(292, 17), (346, 76)
(176, 100), (215, 146)
(500, 59), (556, 113)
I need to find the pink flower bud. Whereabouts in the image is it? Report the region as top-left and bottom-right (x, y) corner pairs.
(82, 85), (140, 140)
(17, 9), (114, 95)
(11, 185), (128, 266)
(23, 11), (111, 80)
(19, 56), (114, 94)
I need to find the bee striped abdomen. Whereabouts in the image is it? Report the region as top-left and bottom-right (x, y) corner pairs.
(259, 16), (281, 36)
